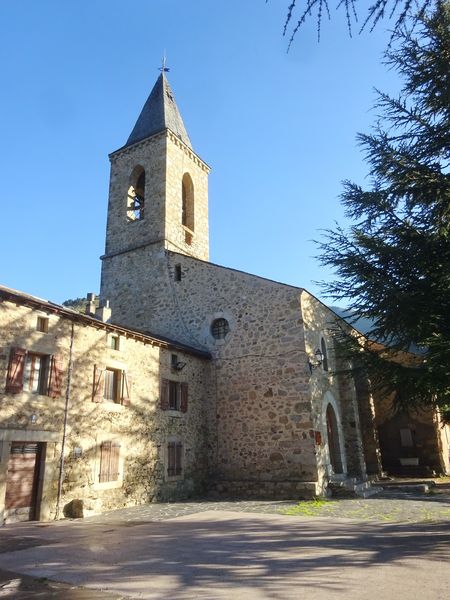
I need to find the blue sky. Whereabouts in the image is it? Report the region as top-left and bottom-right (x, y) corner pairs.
(0, 1), (399, 304)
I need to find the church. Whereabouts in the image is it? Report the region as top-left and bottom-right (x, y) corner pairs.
(1, 72), (448, 523)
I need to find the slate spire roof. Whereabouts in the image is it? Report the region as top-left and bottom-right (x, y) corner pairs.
(125, 72), (192, 149)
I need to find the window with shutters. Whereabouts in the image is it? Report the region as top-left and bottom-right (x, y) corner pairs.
(104, 368), (120, 402)
(167, 441), (183, 477)
(160, 379), (188, 413)
(23, 353), (49, 394)
(169, 380), (180, 410)
(92, 365), (131, 406)
(36, 317), (49, 333)
(98, 441), (121, 483)
(5, 348), (63, 397)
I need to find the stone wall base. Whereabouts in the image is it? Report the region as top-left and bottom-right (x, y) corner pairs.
(209, 479), (320, 500)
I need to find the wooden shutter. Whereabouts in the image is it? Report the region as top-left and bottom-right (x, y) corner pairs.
(121, 371), (132, 406)
(48, 354), (63, 398)
(6, 347), (26, 394)
(99, 441), (120, 483)
(160, 378), (170, 410)
(175, 442), (182, 475)
(180, 382), (189, 413)
(167, 442), (175, 476)
(110, 442), (120, 481)
(92, 365), (105, 403)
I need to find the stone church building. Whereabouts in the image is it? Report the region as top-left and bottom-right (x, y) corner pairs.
(1, 72), (449, 523)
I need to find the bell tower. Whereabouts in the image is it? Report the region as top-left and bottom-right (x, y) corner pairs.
(102, 71), (210, 263)
(99, 70), (210, 332)
(100, 70), (210, 333)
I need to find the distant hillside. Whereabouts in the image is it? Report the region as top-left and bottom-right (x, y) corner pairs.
(330, 307), (375, 336)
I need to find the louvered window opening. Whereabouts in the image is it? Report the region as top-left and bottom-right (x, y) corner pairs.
(167, 442), (182, 477)
(99, 441), (120, 483)
(10, 443), (38, 455)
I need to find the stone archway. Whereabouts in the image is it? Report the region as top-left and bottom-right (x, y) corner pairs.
(326, 404), (343, 474)
(321, 392), (347, 477)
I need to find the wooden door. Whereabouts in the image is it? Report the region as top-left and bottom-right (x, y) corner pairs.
(326, 404), (343, 474)
(5, 442), (41, 520)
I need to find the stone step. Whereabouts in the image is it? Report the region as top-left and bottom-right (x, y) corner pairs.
(328, 478), (381, 499)
(373, 483), (431, 494)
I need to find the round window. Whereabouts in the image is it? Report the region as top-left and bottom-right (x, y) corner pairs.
(211, 318), (230, 340)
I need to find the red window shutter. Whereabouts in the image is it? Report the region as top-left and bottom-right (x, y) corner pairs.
(121, 371), (132, 406)
(92, 365), (105, 403)
(180, 382), (188, 413)
(160, 378), (170, 410)
(6, 347), (26, 394)
(168, 442), (175, 475)
(175, 442), (182, 475)
(48, 354), (64, 398)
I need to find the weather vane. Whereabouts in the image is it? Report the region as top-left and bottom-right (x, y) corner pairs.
(159, 53), (170, 73)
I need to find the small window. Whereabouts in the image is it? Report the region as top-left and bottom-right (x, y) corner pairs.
(99, 441), (121, 483)
(160, 379), (188, 412)
(169, 380), (180, 410)
(211, 318), (230, 340)
(171, 354), (178, 369)
(174, 265), (182, 281)
(92, 366), (131, 405)
(109, 335), (120, 351)
(321, 337), (329, 372)
(104, 368), (120, 403)
(127, 166), (145, 222)
(167, 441), (182, 477)
(36, 317), (49, 333)
(23, 353), (49, 394)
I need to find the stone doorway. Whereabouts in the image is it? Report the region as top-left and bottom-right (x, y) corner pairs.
(326, 404), (343, 474)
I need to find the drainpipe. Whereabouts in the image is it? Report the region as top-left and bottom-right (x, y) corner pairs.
(55, 321), (75, 520)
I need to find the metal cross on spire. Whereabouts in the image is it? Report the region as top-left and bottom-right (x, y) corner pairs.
(159, 53), (170, 74)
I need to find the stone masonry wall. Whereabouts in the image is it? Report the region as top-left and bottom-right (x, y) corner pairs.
(0, 297), (210, 522)
(300, 291), (367, 484)
(101, 249), (320, 496)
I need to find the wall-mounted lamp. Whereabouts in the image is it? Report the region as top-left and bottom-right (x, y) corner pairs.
(308, 349), (324, 373)
(174, 361), (187, 371)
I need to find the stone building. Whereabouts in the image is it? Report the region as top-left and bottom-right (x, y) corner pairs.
(0, 285), (210, 522)
(99, 72), (449, 493)
(1, 71), (449, 523)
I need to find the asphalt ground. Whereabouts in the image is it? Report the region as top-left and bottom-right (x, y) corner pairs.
(1, 488), (449, 599)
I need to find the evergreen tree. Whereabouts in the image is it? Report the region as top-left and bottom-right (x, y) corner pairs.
(317, 3), (450, 417)
(281, 0), (437, 46)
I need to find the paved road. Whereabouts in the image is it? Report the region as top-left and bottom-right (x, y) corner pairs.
(1, 495), (450, 599)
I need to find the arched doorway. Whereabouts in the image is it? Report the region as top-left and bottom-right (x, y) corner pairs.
(326, 403), (344, 474)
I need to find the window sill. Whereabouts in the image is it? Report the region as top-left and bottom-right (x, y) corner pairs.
(93, 478), (123, 491)
(166, 410), (183, 418)
(166, 473), (184, 482)
(100, 402), (126, 412)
